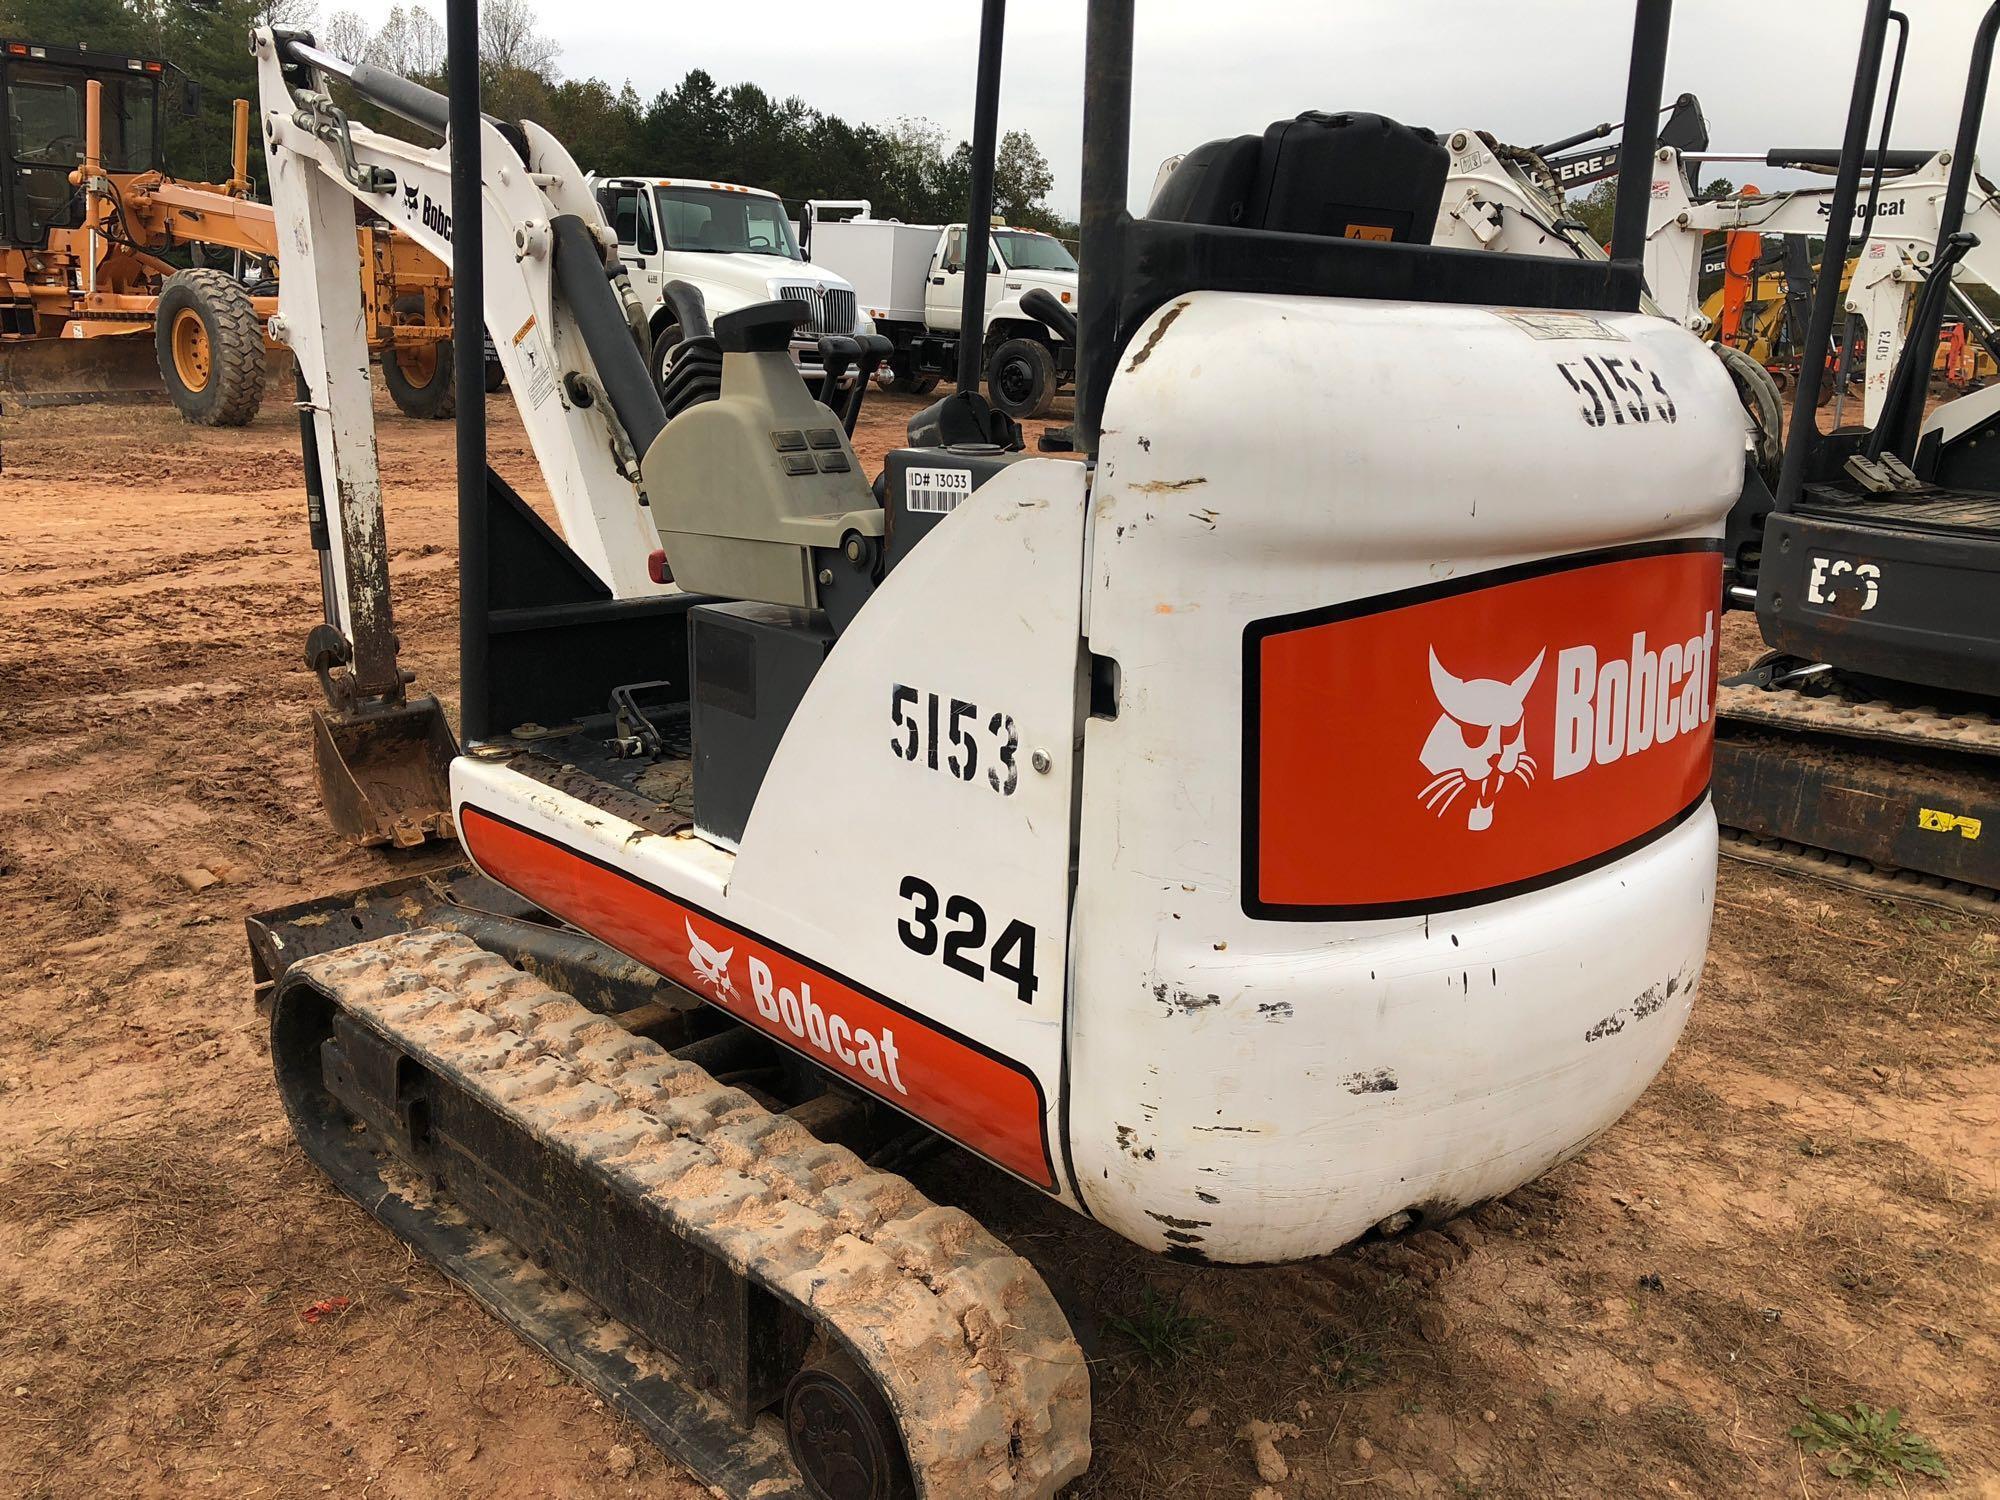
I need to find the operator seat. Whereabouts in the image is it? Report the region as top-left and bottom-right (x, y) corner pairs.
(1148, 111), (1448, 245)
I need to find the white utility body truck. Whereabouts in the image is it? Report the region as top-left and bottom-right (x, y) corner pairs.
(595, 175), (865, 394)
(802, 200), (1077, 418)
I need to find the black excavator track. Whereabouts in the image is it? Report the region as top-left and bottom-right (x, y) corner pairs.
(256, 901), (1089, 1500)
(1713, 667), (2000, 909)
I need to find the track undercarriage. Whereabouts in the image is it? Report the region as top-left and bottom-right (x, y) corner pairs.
(249, 875), (1090, 1500)
(1713, 664), (2000, 913)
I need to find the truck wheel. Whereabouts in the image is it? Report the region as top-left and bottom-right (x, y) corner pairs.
(650, 321), (684, 395)
(986, 336), (1056, 419)
(485, 358), (506, 393)
(155, 268), (265, 427)
(382, 293), (456, 420)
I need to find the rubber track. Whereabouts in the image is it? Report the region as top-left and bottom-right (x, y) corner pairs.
(1718, 680), (2000, 759)
(163, 268), (265, 428)
(1719, 828), (2000, 918)
(293, 929), (1091, 1499)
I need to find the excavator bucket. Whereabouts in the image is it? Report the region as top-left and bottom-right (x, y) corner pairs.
(0, 335), (165, 411)
(310, 695), (458, 849)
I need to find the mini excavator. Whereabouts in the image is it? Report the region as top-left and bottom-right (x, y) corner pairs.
(245, 2), (1744, 1495)
(1410, 4), (2000, 910)
(1676, 0), (2000, 908)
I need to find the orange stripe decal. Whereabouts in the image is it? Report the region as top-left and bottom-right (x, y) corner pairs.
(459, 806), (1057, 1189)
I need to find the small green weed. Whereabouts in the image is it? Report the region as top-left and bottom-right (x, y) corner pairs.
(1317, 1329), (1385, 1390)
(1790, 1398), (1948, 1487)
(1105, 1287), (1218, 1366)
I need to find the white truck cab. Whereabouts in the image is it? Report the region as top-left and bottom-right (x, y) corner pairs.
(803, 202), (1078, 418)
(595, 176), (865, 392)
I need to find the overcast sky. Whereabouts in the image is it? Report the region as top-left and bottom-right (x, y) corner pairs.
(333, 0), (2000, 215)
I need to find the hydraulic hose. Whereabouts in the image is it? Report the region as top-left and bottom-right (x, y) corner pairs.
(551, 214), (668, 459)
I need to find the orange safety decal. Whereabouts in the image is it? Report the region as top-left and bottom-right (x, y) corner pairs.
(458, 806), (1058, 1188)
(1243, 540), (1722, 918)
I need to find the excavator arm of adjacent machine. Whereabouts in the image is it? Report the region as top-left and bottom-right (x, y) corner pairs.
(1643, 150), (2000, 429)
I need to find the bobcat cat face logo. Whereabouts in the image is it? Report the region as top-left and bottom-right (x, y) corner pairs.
(1418, 647), (1544, 832)
(685, 919), (735, 999)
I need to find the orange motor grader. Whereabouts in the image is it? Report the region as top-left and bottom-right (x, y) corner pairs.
(0, 37), (464, 423)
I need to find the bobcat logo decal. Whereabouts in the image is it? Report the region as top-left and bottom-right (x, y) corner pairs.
(685, 919), (735, 999)
(1246, 545), (1722, 914)
(1418, 647), (1544, 832)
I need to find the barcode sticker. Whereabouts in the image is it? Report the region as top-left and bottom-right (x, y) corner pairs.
(905, 467), (974, 515)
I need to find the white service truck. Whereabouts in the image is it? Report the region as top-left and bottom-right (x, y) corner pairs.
(802, 201), (1077, 418)
(594, 176), (867, 395)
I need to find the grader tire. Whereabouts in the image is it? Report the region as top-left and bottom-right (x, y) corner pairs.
(383, 293), (456, 420)
(156, 268), (266, 428)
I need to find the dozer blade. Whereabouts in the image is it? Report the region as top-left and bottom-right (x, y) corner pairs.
(311, 695), (459, 849)
(0, 335), (164, 412)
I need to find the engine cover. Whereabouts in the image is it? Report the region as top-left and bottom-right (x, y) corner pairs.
(1067, 290), (1746, 1261)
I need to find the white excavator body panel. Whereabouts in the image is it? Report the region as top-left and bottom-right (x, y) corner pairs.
(451, 457), (1092, 1199)
(1067, 291), (1745, 1260)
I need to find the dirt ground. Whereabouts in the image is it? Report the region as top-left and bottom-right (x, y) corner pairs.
(1, 384), (1995, 1500)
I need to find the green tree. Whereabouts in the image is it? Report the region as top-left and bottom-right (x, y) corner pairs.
(0, 0), (1068, 230)
(1569, 179), (1617, 246)
(0, 0), (268, 184)
(995, 128), (1053, 228)
(1567, 172), (1736, 250)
